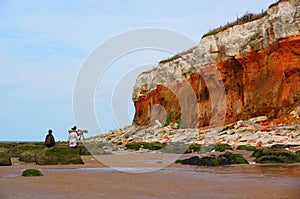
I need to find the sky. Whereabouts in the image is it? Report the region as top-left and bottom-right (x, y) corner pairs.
(0, 0), (276, 141)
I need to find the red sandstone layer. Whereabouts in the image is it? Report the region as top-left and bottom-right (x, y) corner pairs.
(133, 35), (300, 128)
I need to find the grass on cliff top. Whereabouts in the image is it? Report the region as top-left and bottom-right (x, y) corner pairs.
(202, 11), (267, 38)
(159, 47), (196, 64)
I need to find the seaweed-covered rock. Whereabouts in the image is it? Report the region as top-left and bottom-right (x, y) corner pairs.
(125, 143), (142, 151)
(175, 156), (203, 165)
(213, 144), (232, 152)
(22, 169), (42, 177)
(271, 144), (300, 149)
(0, 143), (17, 150)
(9, 144), (45, 157)
(125, 142), (166, 151)
(176, 155), (220, 166)
(236, 145), (256, 151)
(185, 144), (202, 153)
(176, 152), (248, 166)
(36, 146), (83, 165)
(219, 152), (249, 165)
(0, 148), (9, 153)
(252, 148), (300, 163)
(19, 151), (36, 163)
(0, 151), (12, 166)
(143, 142), (166, 150)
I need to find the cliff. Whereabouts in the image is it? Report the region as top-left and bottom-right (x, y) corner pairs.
(132, 0), (300, 128)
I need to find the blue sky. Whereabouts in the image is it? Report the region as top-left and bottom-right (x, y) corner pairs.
(0, 0), (276, 141)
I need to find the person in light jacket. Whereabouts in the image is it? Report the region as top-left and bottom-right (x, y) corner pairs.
(68, 128), (79, 149)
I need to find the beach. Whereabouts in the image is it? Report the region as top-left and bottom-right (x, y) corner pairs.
(1, 154), (300, 199)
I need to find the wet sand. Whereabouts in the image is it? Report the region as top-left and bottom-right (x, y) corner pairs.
(0, 154), (300, 199)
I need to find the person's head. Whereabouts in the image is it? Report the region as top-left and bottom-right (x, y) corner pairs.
(48, 129), (52, 134)
(71, 126), (77, 130)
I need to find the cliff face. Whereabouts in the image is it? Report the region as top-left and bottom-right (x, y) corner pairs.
(132, 0), (300, 128)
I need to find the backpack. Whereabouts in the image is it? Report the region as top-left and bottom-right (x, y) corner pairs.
(45, 134), (55, 147)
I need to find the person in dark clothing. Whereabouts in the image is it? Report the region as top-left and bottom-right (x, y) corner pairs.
(45, 129), (55, 147)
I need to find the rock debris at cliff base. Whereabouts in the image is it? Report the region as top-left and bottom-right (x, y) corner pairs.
(87, 115), (300, 150)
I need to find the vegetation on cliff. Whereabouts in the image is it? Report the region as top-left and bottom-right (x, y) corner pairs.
(159, 47), (196, 64)
(202, 11), (268, 38)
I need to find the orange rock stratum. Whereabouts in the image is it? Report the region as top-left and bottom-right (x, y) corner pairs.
(132, 0), (300, 128)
